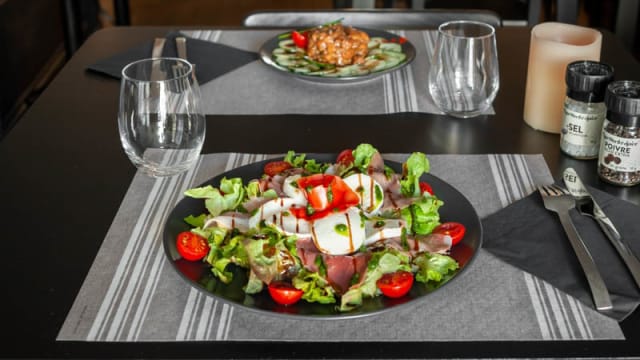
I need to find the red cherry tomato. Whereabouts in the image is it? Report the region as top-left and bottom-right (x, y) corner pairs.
(297, 174), (334, 189)
(291, 31), (308, 48)
(294, 174), (360, 219)
(419, 182), (433, 195)
(268, 281), (303, 306)
(328, 175), (359, 208)
(264, 161), (292, 177)
(376, 271), (414, 298)
(432, 222), (466, 246)
(336, 149), (354, 166)
(176, 231), (210, 261)
(307, 185), (330, 211)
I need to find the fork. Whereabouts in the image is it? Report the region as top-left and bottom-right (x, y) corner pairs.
(538, 184), (613, 311)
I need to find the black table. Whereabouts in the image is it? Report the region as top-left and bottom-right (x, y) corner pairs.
(0, 26), (638, 358)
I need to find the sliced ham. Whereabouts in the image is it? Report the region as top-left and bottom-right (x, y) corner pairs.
(414, 233), (452, 254)
(267, 174), (287, 197)
(203, 211), (250, 232)
(369, 171), (401, 192)
(380, 189), (415, 213)
(296, 237), (320, 273)
(324, 252), (370, 294)
(295, 237), (371, 295)
(242, 196), (273, 213)
(367, 151), (385, 174)
(382, 233), (452, 256)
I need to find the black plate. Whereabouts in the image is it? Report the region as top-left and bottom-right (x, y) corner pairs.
(163, 155), (482, 320)
(258, 28), (416, 84)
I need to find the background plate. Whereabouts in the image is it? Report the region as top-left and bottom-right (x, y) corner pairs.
(258, 29), (416, 84)
(163, 155), (482, 319)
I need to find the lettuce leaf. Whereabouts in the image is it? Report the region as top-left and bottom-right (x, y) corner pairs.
(284, 150), (306, 167)
(352, 143), (378, 173)
(303, 159), (329, 174)
(292, 269), (336, 304)
(240, 225), (300, 287)
(244, 270), (264, 294)
(184, 214), (206, 228)
(246, 180), (278, 200)
(413, 252), (458, 283)
(184, 177), (246, 217)
(402, 195), (443, 235)
(204, 233), (248, 284)
(400, 152), (430, 198)
(245, 180), (261, 198)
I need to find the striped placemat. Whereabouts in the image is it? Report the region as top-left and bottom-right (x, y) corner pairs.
(57, 153), (623, 342)
(180, 29), (493, 116)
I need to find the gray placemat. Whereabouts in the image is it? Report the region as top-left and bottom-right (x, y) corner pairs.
(181, 30), (494, 116)
(57, 153), (623, 342)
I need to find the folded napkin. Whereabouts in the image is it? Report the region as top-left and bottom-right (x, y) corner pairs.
(87, 31), (259, 85)
(482, 183), (640, 321)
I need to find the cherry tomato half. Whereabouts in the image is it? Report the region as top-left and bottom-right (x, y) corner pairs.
(432, 222), (466, 246)
(176, 231), (210, 261)
(376, 271), (414, 298)
(268, 281), (303, 306)
(336, 149), (354, 166)
(307, 185), (330, 211)
(293, 174), (359, 219)
(291, 31), (308, 48)
(419, 182), (433, 195)
(264, 161), (292, 177)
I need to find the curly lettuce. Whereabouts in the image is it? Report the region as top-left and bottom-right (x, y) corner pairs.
(401, 194), (443, 235)
(413, 252), (458, 283)
(292, 269), (336, 304)
(400, 152), (430, 197)
(184, 177), (246, 216)
(352, 143), (378, 173)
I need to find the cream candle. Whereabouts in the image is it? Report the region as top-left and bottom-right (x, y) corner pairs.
(523, 22), (602, 134)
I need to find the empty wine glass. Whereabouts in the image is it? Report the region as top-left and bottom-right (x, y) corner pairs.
(118, 58), (205, 177)
(428, 21), (500, 118)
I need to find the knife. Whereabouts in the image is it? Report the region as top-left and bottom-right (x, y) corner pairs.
(150, 37), (166, 82)
(175, 36), (195, 77)
(563, 167), (640, 289)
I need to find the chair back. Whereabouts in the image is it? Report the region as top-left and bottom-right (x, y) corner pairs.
(242, 9), (502, 29)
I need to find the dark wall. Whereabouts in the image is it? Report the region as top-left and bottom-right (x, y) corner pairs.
(0, 0), (64, 137)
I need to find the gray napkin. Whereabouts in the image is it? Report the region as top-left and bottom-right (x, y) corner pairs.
(482, 183), (640, 321)
(87, 31), (258, 85)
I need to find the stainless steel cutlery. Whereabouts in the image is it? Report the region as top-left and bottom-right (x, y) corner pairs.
(150, 37), (166, 80)
(563, 167), (640, 289)
(173, 36), (191, 91)
(538, 184), (613, 311)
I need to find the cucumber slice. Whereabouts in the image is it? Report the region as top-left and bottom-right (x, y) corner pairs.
(273, 47), (300, 56)
(379, 42), (402, 53)
(291, 67), (312, 73)
(308, 69), (340, 77)
(275, 57), (309, 68)
(335, 64), (368, 77)
(368, 37), (386, 49)
(278, 39), (296, 50)
(362, 58), (388, 73)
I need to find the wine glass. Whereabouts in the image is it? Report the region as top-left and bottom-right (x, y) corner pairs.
(428, 21), (500, 118)
(118, 58), (205, 177)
